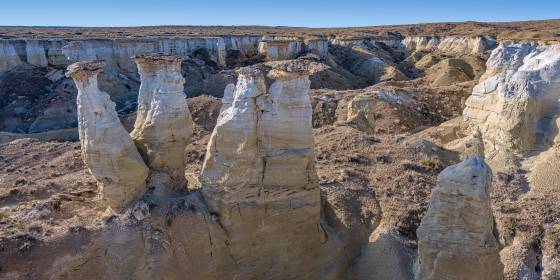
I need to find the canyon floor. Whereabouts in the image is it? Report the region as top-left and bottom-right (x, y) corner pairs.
(1, 20), (560, 279)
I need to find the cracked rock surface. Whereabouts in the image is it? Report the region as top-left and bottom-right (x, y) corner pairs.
(66, 60), (149, 210)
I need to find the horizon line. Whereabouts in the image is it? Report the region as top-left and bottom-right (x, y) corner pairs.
(1, 18), (559, 29)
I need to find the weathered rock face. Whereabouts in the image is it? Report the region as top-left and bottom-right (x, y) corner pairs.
(403, 36), (497, 54)
(329, 38), (405, 50)
(258, 37), (304, 61)
(199, 60), (348, 279)
(339, 94), (377, 134)
(333, 88), (432, 134)
(63, 38), (227, 75)
(305, 38), (329, 57)
(0, 41), (21, 72)
(463, 43), (560, 159)
(327, 38), (407, 85)
(131, 54), (194, 191)
(0, 39), (70, 73)
(0, 37), (233, 75)
(66, 60), (149, 210)
(416, 157), (503, 280)
(223, 36), (262, 64)
(24, 40), (48, 67)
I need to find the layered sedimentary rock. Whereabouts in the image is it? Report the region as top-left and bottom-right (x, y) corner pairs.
(304, 38), (329, 57)
(403, 36), (497, 54)
(62, 38), (227, 78)
(1, 38), (230, 74)
(24, 40), (48, 67)
(329, 38), (405, 50)
(0, 39), (70, 73)
(66, 60), (149, 210)
(131, 53), (194, 191)
(463, 43), (560, 159)
(223, 36), (262, 60)
(258, 37), (304, 61)
(0, 41), (21, 72)
(199, 59), (347, 279)
(416, 157), (502, 280)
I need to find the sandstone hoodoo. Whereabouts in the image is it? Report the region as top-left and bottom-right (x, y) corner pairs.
(416, 157), (503, 280)
(131, 53), (194, 192)
(2, 20), (560, 280)
(65, 60), (149, 210)
(199, 59), (347, 278)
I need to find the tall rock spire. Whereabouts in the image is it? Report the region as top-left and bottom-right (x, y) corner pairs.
(416, 157), (503, 280)
(199, 59), (346, 278)
(131, 53), (194, 193)
(66, 60), (149, 210)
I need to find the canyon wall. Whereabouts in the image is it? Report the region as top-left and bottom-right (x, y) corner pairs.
(0, 38), (229, 76)
(0, 35), (499, 75)
(62, 38), (228, 76)
(463, 43), (560, 162)
(0, 40), (21, 72)
(403, 36), (497, 54)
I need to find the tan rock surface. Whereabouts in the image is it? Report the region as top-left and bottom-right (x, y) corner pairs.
(66, 60), (149, 210)
(200, 60), (349, 279)
(463, 43), (560, 166)
(416, 157), (503, 280)
(131, 53), (194, 192)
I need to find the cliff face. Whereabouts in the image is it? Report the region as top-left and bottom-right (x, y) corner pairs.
(0, 41), (21, 72)
(403, 36), (497, 55)
(463, 43), (560, 162)
(258, 37), (305, 61)
(63, 38), (227, 76)
(24, 40), (49, 67)
(223, 36), (262, 60)
(0, 38), (229, 76)
(0, 35), (499, 75)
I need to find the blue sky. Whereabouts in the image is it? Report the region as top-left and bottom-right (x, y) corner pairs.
(2, 0), (559, 27)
